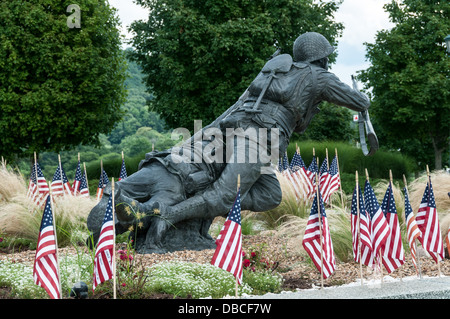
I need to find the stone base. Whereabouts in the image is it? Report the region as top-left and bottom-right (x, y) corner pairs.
(132, 218), (216, 254)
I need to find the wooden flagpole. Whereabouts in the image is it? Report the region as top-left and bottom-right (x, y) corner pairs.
(426, 165), (441, 278)
(34, 152), (40, 197)
(58, 154), (66, 198)
(335, 148), (345, 208)
(298, 146), (308, 206)
(48, 187), (63, 298)
(83, 162), (89, 191)
(315, 157), (324, 289)
(235, 174), (241, 298)
(403, 174), (422, 279)
(356, 170), (363, 286)
(111, 178), (117, 299)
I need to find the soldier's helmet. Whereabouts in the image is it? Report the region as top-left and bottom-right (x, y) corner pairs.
(293, 32), (334, 62)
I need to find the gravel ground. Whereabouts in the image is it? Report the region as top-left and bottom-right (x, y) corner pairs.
(1, 233), (449, 299)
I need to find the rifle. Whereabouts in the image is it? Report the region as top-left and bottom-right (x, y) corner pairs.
(352, 75), (379, 156)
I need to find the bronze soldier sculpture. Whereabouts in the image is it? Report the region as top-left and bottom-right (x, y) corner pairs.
(87, 32), (377, 253)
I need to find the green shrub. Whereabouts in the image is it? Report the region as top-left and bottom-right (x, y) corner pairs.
(146, 261), (282, 298)
(146, 261), (253, 298)
(287, 140), (418, 194)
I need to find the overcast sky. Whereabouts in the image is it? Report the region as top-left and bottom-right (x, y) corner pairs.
(108, 0), (395, 86)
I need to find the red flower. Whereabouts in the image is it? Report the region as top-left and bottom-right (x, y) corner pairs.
(243, 259), (251, 268)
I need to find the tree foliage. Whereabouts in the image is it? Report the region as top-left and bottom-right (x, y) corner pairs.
(129, 0), (343, 131)
(359, 0), (450, 169)
(0, 0), (128, 160)
(293, 102), (356, 143)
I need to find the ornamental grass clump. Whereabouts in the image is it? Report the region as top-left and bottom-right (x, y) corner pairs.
(0, 163), (95, 248)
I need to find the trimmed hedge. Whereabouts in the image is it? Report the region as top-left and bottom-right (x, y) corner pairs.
(286, 140), (418, 194)
(87, 141), (418, 195)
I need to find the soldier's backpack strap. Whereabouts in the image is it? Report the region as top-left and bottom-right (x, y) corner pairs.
(246, 54), (293, 113)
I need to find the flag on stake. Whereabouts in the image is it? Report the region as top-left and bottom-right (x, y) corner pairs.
(211, 186), (243, 285)
(51, 164), (72, 197)
(119, 152), (127, 181)
(416, 173), (444, 264)
(280, 152), (304, 201)
(28, 160), (49, 207)
(324, 155), (341, 204)
(290, 148), (314, 199)
(380, 179), (405, 273)
(302, 177), (336, 280)
(33, 195), (61, 299)
(319, 158), (331, 203)
(96, 166), (109, 202)
(403, 184), (422, 274)
(306, 154), (318, 198)
(364, 179), (390, 259)
(27, 163), (39, 204)
(92, 187), (116, 293)
(79, 171), (90, 198)
(72, 160), (83, 196)
(351, 184), (374, 268)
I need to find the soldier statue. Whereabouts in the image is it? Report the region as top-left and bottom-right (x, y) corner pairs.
(87, 32), (375, 253)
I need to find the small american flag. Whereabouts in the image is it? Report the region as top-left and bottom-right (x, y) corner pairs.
(280, 152), (304, 200)
(27, 164), (38, 202)
(72, 161), (83, 195)
(302, 188), (335, 279)
(119, 158), (127, 181)
(211, 189), (243, 284)
(290, 150), (310, 200)
(404, 187), (422, 273)
(306, 156), (318, 199)
(96, 169), (109, 201)
(324, 156), (340, 203)
(79, 172), (90, 198)
(416, 179), (444, 263)
(50, 164), (72, 197)
(351, 185), (374, 268)
(380, 182), (405, 273)
(364, 180), (390, 259)
(93, 195), (115, 291)
(28, 162), (49, 207)
(33, 196), (61, 299)
(318, 158), (331, 203)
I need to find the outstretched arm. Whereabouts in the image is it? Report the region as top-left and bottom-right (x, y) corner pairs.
(319, 71), (370, 112)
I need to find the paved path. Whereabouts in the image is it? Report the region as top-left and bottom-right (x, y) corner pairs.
(243, 275), (450, 299)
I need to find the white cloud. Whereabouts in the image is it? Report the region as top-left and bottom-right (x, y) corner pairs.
(332, 0), (395, 86)
(108, 0), (149, 44)
(335, 0), (394, 49)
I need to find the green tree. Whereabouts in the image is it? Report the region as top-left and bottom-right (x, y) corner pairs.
(129, 0), (343, 131)
(0, 0), (128, 161)
(293, 102), (356, 142)
(359, 0), (450, 169)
